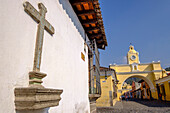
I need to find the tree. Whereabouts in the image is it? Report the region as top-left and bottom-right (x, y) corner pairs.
(165, 67), (170, 71)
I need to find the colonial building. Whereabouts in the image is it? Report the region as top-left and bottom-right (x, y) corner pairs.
(0, 0), (107, 113)
(138, 79), (151, 100)
(122, 82), (132, 96)
(155, 74), (170, 101)
(95, 67), (118, 107)
(131, 81), (141, 98)
(110, 45), (167, 101)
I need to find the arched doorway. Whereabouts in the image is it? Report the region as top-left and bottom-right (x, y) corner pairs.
(121, 75), (155, 90)
(118, 75), (156, 101)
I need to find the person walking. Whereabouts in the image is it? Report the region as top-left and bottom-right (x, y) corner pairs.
(125, 95), (128, 101)
(159, 93), (162, 101)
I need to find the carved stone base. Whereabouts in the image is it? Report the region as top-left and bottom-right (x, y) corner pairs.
(15, 87), (63, 110)
(29, 71), (47, 88)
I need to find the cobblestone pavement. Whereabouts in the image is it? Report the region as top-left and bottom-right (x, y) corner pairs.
(97, 99), (170, 113)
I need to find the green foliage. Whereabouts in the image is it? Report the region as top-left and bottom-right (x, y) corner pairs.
(165, 67), (170, 71)
(125, 77), (141, 85)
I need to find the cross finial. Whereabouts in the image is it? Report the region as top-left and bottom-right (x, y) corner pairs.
(130, 43), (132, 46)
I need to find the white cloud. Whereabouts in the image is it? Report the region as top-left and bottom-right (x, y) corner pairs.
(122, 56), (127, 64)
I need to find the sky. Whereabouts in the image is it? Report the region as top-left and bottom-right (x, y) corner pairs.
(98, 0), (170, 69)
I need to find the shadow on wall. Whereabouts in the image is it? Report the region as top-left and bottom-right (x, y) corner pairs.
(59, 0), (86, 40)
(16, 108), (49, 113)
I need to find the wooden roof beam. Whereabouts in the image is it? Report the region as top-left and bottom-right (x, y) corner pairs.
(89, 33), (102, 39)
(96, 38), (104, 43)
(71, 0), (98, 5)
(78, 10), (95, 16)
(82, 19), (97, 25)
(86, 27), (100, 32)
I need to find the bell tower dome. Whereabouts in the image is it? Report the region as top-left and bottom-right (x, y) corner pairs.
(127, 45), (140, 64)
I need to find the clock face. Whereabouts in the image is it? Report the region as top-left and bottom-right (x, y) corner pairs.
(131, 55), (136, 60)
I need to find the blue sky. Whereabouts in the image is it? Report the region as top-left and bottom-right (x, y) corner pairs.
(99, 0), (170, 68)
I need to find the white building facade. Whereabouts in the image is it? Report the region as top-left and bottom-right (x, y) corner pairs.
(0, 0), (91, 113)
(0, 0), (107, 113)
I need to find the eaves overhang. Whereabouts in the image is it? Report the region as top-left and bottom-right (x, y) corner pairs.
(69, 0), (107, 50)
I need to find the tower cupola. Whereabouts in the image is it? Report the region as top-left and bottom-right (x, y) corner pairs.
(127, 45), (140, 64)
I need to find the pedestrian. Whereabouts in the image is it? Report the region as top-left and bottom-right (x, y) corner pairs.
(125, 95), (128, 101)
(159, 93), (162, 101)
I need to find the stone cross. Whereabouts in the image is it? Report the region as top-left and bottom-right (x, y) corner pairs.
(23, 2), (54, 87)
(23, 1), (54, 72)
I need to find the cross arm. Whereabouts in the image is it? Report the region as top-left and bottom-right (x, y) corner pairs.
(23, 2), (41, 23)
(44, 20), (55, 35)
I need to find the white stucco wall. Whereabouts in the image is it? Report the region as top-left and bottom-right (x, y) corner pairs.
(0, 0), (90, 113)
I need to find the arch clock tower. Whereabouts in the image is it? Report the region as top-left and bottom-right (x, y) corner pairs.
(109, 45), (167, 102)
(127, 45), (140, 64)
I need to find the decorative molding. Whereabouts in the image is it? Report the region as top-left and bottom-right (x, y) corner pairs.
(110, 61), (160, 67)
(29, 71), (47, 88)
(117, 70), (163, 75)
(15, 87), (63, 110)
(139, 62), (160, 65)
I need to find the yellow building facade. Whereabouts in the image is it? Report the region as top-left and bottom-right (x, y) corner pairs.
(95, 67), (117, 107)
(110, 45), (167, 101)
(96, 76), (114, 107)
(155, 75), (170, 101)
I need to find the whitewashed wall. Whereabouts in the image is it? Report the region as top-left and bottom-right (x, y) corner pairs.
(0, 0), (90, 113)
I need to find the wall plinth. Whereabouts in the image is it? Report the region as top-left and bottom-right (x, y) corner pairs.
(14, 87), (63, 110)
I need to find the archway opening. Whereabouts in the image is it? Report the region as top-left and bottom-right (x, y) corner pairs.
(120, 76), (154, 100)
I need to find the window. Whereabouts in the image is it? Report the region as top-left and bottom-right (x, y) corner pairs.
(131, 63), (138, 71)
(134, 65), (137, 70)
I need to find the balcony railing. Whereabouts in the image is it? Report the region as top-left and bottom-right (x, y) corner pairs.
(88, 39), (101, 96)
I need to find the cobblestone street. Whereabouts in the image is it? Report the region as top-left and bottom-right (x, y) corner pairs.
(97, 99), (170, 113)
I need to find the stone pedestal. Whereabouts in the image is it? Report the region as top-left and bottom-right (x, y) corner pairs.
(14, 1), (63, 111)
(15, 87), (63, 110)
(15, 71), (63, 110)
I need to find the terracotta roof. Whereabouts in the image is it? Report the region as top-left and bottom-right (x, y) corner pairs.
(69, 0), (107, 49)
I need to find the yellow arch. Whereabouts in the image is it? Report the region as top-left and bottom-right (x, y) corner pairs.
(116, 74), (158, 101)
(120, 75), (155, 91)
(109, 46), (165, 101)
